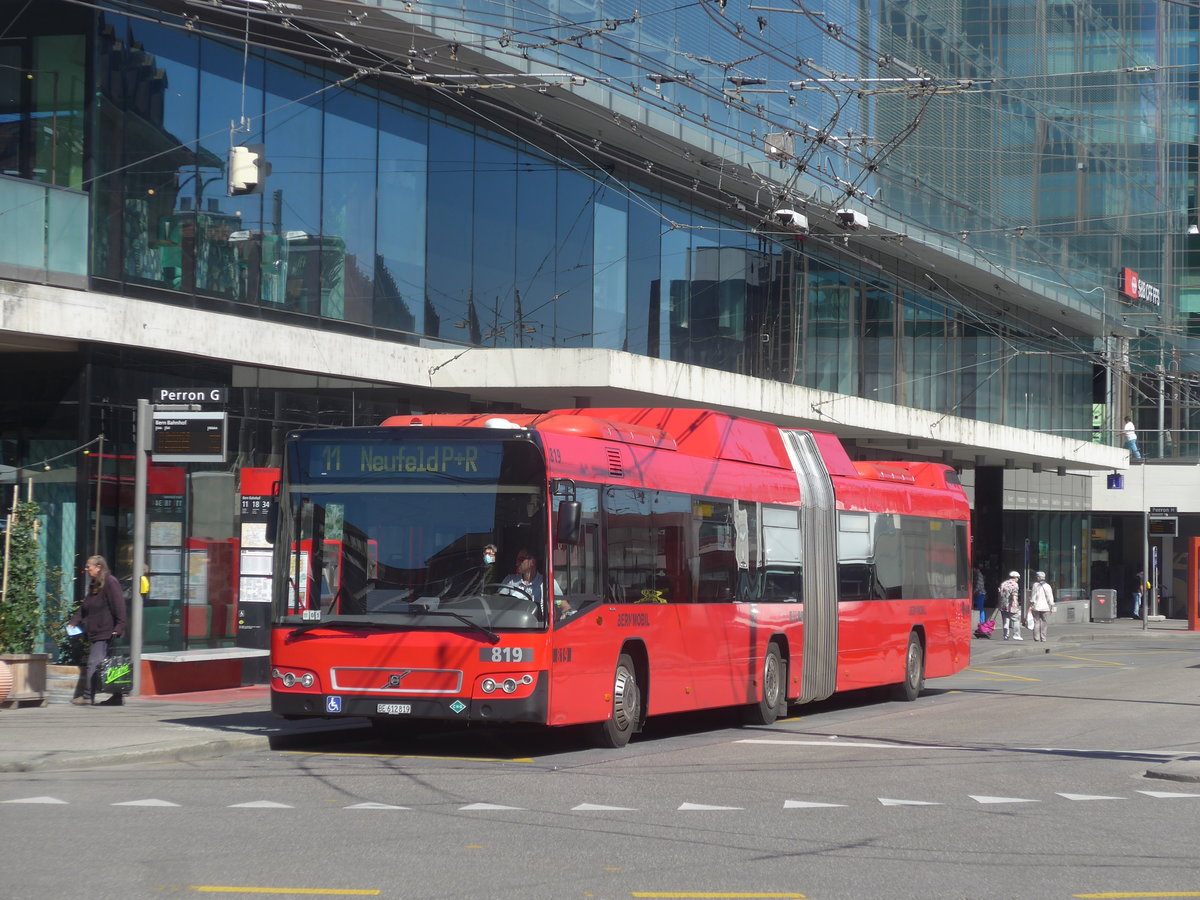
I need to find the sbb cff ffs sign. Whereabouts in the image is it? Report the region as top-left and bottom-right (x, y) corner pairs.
(1119, 267), (1161, 307)
(152, 411), (227, 462)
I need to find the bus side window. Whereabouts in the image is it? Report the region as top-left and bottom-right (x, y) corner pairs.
(761, 505), (802, 602)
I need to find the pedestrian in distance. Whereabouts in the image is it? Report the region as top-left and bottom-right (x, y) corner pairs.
(1029, 571), (1056, 642)
(999, 571), (1023, 640)
(1123, 416), (1141, 460)
(972, 564), (987, 627)
(69, 555), (127, 706)
(1132, 570), (1144, 619)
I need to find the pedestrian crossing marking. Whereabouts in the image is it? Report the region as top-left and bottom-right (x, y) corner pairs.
(1056, 793), (1125, 801)
(969, 795), (1039, 804)
(878, 798), (940, 806)
(1, 796), (67, 804)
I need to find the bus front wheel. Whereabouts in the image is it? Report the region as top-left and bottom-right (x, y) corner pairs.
(744, 643), (785, 726)
(593, 653), (641, 748)
(891, 632), (925, 702)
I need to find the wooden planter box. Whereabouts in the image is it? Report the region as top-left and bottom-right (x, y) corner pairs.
(0, 653), (51, 708)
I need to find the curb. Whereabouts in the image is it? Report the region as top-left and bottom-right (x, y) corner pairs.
(1143, 759), (1200, 784)
(0, 723), (368, 774)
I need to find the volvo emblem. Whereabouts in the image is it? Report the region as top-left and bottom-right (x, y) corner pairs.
(385, 671), (412, 688)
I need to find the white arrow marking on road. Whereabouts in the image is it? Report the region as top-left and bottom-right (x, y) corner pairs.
(783, 800), (847, 808)
(459, 803), (524, 810)
(229, 800), (294, 808)
(1137, 790), (1200, 799)
(345, 802), (408, 809)
(1056, 793), (1125, 801)
(573, 803), (638, 811)
(969, 795), (1039, 804)
(878, 798), (941, 806)
(112, 799), (180, 807)
(1, 796), (67, 804)
(678, 802), (744, 810)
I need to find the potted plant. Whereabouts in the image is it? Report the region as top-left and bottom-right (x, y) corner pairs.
(0, 499), (55, 706)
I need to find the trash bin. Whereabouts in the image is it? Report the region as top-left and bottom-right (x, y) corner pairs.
(1090, 589), (1117, 622)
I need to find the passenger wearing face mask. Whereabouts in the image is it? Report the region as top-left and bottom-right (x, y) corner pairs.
(481, 544), (497, 587)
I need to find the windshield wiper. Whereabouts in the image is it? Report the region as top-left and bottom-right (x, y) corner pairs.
(285, 609), (499, 644)
(404, 609), (500, 644)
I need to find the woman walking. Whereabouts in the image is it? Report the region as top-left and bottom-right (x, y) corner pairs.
(69, 555), (127, 706)
(1029, 571), (1056, 642)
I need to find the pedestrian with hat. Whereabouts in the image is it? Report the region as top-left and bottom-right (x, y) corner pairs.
(999, 570), (1023, 641)
(1029, 571), (1056, 642)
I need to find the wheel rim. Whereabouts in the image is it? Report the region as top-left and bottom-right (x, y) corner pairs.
(763, 651), (781, 707)
(612, 665), (640, 732)
(906, 641), (921, 689)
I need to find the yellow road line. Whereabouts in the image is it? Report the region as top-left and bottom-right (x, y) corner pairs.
(964, 667), (1040, 682)
(188, 888), (379, 896)
(632, 894), (805, 899)
(1053, 654), (1126, 666)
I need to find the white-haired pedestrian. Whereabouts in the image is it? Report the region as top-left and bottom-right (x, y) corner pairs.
(1029, 571), (1056, 642)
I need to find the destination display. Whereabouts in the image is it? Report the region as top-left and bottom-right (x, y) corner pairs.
(151, 410), (227, 463)
(300, 439), (506, 481)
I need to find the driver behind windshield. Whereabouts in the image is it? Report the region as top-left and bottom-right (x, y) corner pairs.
(500, 550), (545, 607)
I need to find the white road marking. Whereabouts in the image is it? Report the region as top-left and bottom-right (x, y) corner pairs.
(573, 803), (638, 811)
(783, 800), (846, 808)
(229, 800), (294, 808)
(737, 739), (955, 750)
(112, 798), (180, 807)
(1, 796), (67, 804)
(459, 802), (524, 810)
(878, 798), (940, 806)
(679, 803), (743, 810)
(969, 795), (1039, 804)
(345, 802), (408, 809)
(1056, 793), (1125, 801)
(1137, 790), (1200, 799)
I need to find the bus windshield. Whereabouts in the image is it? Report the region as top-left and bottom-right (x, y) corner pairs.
(273, 431), (550, 632)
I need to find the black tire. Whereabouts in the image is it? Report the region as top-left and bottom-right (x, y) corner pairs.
(593, 653), (640, 748)
(744, 643), (785, 726)
(891, 632), (925, 702)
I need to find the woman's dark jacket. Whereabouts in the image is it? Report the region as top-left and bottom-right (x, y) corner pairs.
(69, 574), (127, 642)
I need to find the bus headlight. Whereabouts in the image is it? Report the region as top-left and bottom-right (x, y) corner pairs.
(271, 666), (318, 691)
(481, 678), (497, 693)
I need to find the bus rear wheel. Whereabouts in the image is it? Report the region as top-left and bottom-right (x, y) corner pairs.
(744, 643), (785, 726)
(593, 653), (640, 748)
(891, 632), (925, 702)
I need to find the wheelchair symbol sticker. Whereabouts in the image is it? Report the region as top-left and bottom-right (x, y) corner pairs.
(326, 696), (342, 713)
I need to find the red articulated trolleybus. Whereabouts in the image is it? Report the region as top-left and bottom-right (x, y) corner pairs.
(269, 408), (972, 747)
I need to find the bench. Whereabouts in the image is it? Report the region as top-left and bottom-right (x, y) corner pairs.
(139, 647), (270, 695)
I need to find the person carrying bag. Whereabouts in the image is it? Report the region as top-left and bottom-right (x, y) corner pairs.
(68, 555), (127, 706)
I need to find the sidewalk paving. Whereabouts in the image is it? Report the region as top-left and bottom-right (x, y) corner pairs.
(0, 685), (368, 774)
(1, 616), (1197, 777)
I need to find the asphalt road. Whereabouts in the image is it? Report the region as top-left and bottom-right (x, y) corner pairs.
(5, 633), (1200, 900)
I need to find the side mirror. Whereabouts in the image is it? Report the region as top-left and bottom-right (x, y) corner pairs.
(556, 499), (582, 545)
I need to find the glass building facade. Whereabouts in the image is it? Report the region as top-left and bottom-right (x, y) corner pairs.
(1, 0), (1196, 651)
